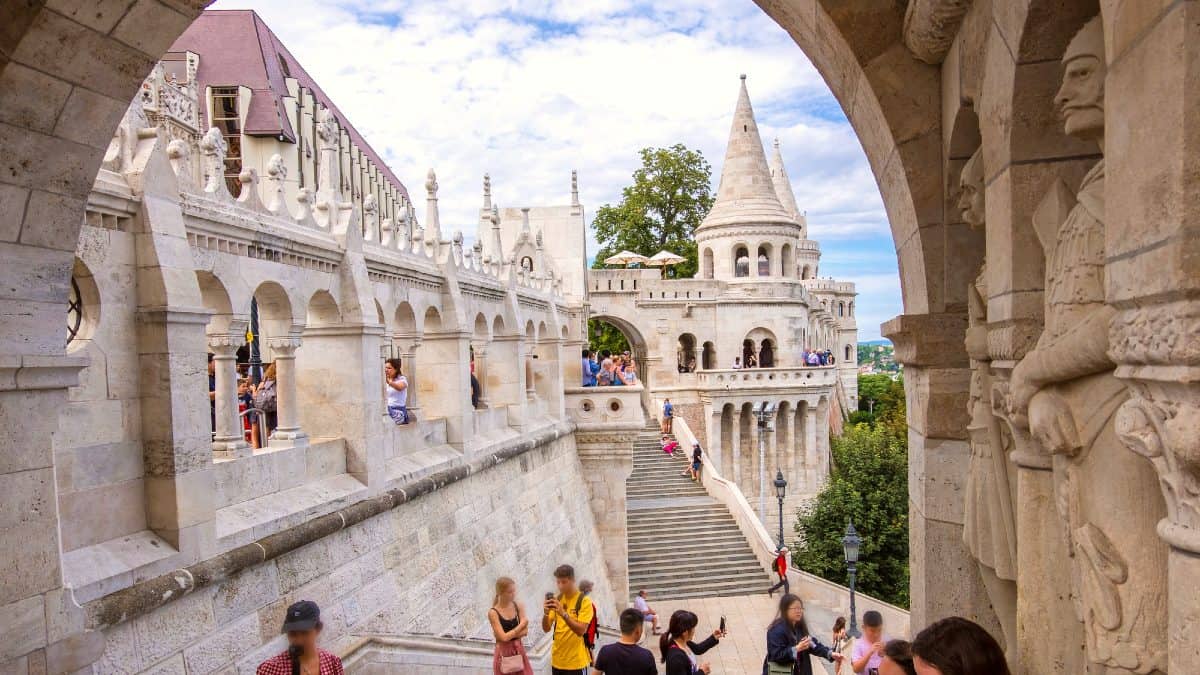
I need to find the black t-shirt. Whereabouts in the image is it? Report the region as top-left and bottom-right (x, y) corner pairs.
(594, 641), (657, 675)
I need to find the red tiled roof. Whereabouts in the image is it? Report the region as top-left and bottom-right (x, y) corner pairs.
(170, 10), (409, 199)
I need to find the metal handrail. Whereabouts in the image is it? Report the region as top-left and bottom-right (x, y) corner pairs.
(238, 406), (270, 449)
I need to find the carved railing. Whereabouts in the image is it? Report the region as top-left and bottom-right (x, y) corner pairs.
(695, 365), (837, 390)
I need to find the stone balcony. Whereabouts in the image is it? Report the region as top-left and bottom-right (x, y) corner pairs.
(695, 365), (837, 392)
(565, 385), (646, 429)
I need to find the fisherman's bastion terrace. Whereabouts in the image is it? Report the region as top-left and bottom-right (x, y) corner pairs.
(0, 1), (1196, 673)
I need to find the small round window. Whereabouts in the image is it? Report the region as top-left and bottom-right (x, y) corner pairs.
(67, 259), (100, 351)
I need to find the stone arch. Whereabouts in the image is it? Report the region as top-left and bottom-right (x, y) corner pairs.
(701, 247), (714, 279)
(845, 344), (852, 362)
(780, 243), (793, 278)
(525, 319), (536, 341)
(719, 402), (735, 475)
(801, 265), (813, 280)
(423, 306), (443, 334)
(473, 312), (490, 340)
(702, 341), (717, 370)
(757, 243), (772, 276)
(374, 299), (386, 329)
(837, 301), (845, 317)
(537, 320), (549, 342)
(492, 314), (506, 337)
(306, 290), (341, 327)
(394, 301), (417, 337)
(677, 333), (697, 372)
(733, 244), (750, 278)
(776, 399), (792, 473)
(759, 338), (776, 368)
(253, 281), (295, 346)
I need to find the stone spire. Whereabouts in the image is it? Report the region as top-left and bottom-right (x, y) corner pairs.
(769, 138), (800, 220)
(698, 75), (797, 231)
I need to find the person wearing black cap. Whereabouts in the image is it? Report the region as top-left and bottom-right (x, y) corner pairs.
(256, 600), (344, 675)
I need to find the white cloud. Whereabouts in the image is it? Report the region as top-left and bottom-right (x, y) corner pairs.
(210, 0), (899, 326)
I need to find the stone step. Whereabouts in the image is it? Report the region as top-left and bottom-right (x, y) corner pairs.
(627, 532), (749, 548)
(626, 486), (708, 496)
(628, 574), (771, 596)
(627, 514), (736, 529)
(630, 565), (766, 587)
(627, 476), (704, 488)
(629, 548), (759, 566)
(628, 553), (760, 572)
(634, 583), (769, 602)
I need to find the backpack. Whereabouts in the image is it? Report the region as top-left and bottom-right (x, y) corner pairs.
(563, 593), (598, 661)
(253, 379), (277, 413)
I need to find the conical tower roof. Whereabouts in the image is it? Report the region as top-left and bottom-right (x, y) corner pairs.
(698, 76), (798, 231)
(769, 138), (801, 220)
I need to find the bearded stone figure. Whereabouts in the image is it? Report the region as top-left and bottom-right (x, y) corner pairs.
(958, 148), (1019, 667)
(1009, 17), (1167, 674)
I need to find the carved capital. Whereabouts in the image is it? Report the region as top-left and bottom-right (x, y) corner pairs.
(266, 335), (303, 357)
(881, 312), (969, 368)
(206, 334), (241, 355)
(1115, 380), (1200, 554)
(903, 0), (973, 64)
(986, 318), (1042, 363)
(1109, 301), (1200, 368)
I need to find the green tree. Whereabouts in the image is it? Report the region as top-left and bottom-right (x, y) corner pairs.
(792, 421), (910, 608)
(591, 144), (714, 278)
(587, 319), (630, 355)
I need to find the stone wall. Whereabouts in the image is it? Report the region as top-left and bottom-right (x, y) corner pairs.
(90, 429), (616, 674)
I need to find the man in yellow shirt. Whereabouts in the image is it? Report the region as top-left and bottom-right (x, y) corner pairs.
(542, 564), (595, 674)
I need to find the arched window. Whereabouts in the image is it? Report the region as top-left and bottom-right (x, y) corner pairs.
(759, 339), (775, 367)
(757, 245), (770, 276)
(780, 244), (793, 277)
(845, 344), (852, 361)
(801, 265), (812, 280)
(742, 339), (757, 368)
(677, 334), (697, 372)
(838, 301), (845, 317)
(734, 246), (749, 278)
(702, 248), (714, 279)
(849, 302), (854, 316)
(702, 341), (716, 370)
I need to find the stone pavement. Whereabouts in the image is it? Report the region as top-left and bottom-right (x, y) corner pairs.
(636, 593), (844, 675)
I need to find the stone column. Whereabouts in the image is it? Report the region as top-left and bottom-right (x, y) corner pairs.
(209, 334), (250, 458)
(418, 331), (473, 449)
(397, 340), (421, 419)
(730, 408), (742, 486)
(490, 335), (525, 426)
(268, 335), (307, 446)
(472, 342), (490, 408)
(803, 406), (818, 486)
(883, 313), (993, 633)
(705, 402), (723, 475)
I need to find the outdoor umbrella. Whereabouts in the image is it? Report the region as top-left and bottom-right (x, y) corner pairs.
(603, 250), (650, 267)
(647, 250), (687, 277)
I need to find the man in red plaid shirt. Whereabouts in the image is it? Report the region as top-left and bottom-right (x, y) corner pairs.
(256, 600), (344, 675)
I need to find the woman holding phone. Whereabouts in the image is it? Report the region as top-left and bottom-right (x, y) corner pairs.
(762, 594), (843, 675)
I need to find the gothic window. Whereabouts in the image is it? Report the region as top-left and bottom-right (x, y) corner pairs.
(845, 344), (852, 361)
(211, 87), (243, 195)
(702, 341), (716, 370)
(838, 302), (845, 317)
(734, 246), (750, 278)
(702, 248), (714, 279)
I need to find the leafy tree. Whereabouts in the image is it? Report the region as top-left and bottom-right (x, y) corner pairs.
(856, 373), (905, 429)
(792, 417), (910, 607)
(591, 144), (714, 278)
(588, 319), (630, 355)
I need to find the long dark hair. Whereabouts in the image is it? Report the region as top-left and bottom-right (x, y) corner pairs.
(911, 617), (1011, 675)
(772, 594), (810, 639)
(385, 357), (403, 377)
(659, 610), (699, 662)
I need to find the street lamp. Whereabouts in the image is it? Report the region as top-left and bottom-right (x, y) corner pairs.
(842, 521), (863, 638)
(773, 470), (787, 551)
(751, 401), (776, 518)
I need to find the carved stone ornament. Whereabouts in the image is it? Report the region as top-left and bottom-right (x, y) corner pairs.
(199, 127), (229, 197)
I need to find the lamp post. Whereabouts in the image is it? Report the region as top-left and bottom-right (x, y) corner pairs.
(842, 521), (863, 638)
(773, 470), (787, 551)
(751, 401), (776, 519)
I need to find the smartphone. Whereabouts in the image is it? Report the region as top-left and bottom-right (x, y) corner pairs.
(719, 616), (726, 632)
(545, 592), (554, 601)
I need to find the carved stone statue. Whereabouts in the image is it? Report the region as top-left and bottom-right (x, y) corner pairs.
(315, 107), (341, 205)
(958, 148), (1018, 665)
(1009, 17), (1167, 674)
(266, 153), (287, 213)
(362, 193), (378, 241)
(198, 127), (228, 196)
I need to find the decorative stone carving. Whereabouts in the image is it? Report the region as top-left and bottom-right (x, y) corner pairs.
(363, 193), (378, 241)
(315, 106), (341, 207)
(236, 168), (266, 211)
(1007, 18), (1167, 674)
(103, 96), (150, 175)
(198, 127), (230, 199)
(265, 153), (288, 214)
(956, 148), (1019, 664)
(903, 0), (973, 64)
(166, 138), (195, 192)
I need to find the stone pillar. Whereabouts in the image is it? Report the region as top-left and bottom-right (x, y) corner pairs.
(472, 342), (490, 408)
(883, 313), (993, 633)
(209, 334), (250, 458)
(730, 409), (742, 486)
(705, 402), (723, 475)
(267, 335), (307, 446)
(419, 332), (473, 449)
(576, 428), (639, 612)
(803, 406), (818, 486)
(490, 336), (526, 426)
(397, 340), (421, 419)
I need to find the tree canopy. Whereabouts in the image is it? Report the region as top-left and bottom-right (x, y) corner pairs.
(591, 144), (714, 279)
(792, 374), (909, 608)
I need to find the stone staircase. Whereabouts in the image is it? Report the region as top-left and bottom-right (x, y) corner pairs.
(626, 427), (771, 600)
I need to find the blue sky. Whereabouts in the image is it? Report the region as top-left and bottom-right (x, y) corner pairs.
(210, 0), (901, 340)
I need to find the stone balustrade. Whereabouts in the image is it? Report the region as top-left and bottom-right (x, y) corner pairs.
(565, 385), (647, 428)
(696, 365), (837, 390)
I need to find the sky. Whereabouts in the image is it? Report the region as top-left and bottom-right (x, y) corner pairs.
(209, 0), (901, 340)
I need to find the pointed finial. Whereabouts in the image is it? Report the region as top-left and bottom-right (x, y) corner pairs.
(571, 170), (579, 206)
(521, 207), (531, 232)
(774, 137), (780, 148)
(482, 173), (492, 209)
(739, 73), (746, 81)
(425, 168), (438, 196)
